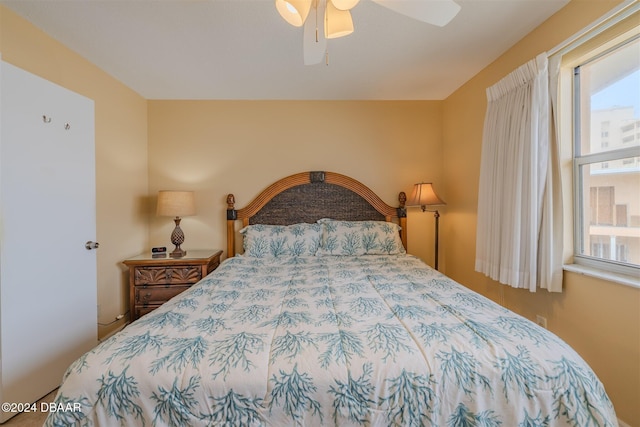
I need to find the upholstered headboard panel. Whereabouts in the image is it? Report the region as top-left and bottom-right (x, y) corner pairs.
(248, 183), (386, 225)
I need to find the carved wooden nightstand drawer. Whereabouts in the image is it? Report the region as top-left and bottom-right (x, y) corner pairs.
(124, 250), (223, 321)
(133, 266), (202, 286)
(135, 305), (159, 319)
(135, 284), (191, 306)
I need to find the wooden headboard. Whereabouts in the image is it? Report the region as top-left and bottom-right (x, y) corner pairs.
(226, 171), (407, 257)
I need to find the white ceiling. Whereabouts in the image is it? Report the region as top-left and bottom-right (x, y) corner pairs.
(1, 0), (570, 100)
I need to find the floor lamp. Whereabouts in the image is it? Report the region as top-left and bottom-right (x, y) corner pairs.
(408, 182), (446, 270)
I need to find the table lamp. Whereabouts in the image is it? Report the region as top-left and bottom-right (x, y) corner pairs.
(157, 190), (196, 258)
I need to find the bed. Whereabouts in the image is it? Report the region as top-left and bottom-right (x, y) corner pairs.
(45, 171), (617, 426)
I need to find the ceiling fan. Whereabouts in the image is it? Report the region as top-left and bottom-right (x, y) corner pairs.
(275, 0), (461, 65)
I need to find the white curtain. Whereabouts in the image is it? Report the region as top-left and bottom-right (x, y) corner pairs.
(539, 55), (564, 292)
(475, 52), (563, 292)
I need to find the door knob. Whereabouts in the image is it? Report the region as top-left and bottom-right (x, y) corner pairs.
(85, 241), (100, 250)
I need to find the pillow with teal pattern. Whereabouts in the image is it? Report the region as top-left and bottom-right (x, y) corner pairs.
(240, 223), (322, 258)
(316, 218), (406, 256)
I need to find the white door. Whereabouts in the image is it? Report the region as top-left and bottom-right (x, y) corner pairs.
(0, 61), (97, 421)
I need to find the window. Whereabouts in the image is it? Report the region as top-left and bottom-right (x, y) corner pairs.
(572, 33), (640, 276)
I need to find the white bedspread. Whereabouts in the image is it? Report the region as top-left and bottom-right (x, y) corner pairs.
(45, 254), (617, 426)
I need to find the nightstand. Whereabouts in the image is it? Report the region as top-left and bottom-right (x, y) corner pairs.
(123, 249), (223, 321)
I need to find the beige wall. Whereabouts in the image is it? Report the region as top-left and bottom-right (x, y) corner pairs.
(442, 0), (639, 425)
(0, 6), (150, 338)
(147, 100), (443, 264)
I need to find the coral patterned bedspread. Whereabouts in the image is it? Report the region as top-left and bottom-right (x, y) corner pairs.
(45, 254), (617, 426)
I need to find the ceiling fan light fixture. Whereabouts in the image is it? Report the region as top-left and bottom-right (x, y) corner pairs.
(275, 0), (312, 27)
(325, 1), (354, 39)
(330, 0), (360, 11)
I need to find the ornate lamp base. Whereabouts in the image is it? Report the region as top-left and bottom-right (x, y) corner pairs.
(170, 217), (187, 258)
(170, 247), (186, 258)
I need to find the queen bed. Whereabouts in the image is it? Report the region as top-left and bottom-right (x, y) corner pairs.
(45, 171), (617, 426)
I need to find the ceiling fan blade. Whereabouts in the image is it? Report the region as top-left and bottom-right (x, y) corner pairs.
(371, 0), (460, 27)
(303, 0), (328, 65)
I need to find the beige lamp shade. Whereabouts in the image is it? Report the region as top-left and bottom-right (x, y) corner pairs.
(407, 183), (445, 208)
(325, 1), (354, 39)
(275, 0), (312, 27)
(157, 191), (196, 218)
